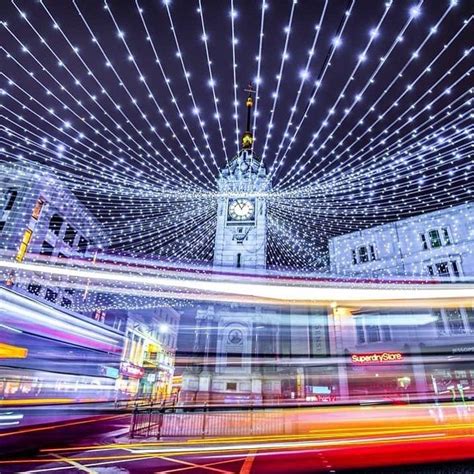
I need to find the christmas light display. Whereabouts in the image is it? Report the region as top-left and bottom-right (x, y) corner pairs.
(0, 0), (472, 274)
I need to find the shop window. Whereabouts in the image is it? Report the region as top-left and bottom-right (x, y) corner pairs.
(45, 289), (58, 303)
(64, 225), (77, 246)
(49, 214), (64, 236)
(429, 229), (442, 248)
(40, 241), (54, 256)
(226, 382), (237, 391)
(27, 283), (42, 296)
(4, 189), (17, 211)
(358, 246), (369, 263)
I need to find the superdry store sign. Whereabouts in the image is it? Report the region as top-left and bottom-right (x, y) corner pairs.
(351, 352), (404, 364)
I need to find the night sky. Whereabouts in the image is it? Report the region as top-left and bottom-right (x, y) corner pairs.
(1, 0), (472, 268)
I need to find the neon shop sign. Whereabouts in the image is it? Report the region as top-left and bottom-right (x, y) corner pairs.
(351, 352), (404, 364)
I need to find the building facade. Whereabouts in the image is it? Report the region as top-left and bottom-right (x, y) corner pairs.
(0, 163), (109, 310)
(118, 307), (180, 401)
(329, 203), (473, 279)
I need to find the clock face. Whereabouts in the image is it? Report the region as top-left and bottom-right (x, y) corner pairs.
(227, 199), (255, 222)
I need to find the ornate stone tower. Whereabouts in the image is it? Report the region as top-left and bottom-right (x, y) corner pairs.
(213, 85), (270, 269)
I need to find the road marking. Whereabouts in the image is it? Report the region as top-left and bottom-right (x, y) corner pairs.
(49, 454), (97, 473)
(239, 449), (256, 474)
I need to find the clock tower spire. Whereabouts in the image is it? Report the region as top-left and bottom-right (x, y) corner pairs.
(241, 83), (255, 150)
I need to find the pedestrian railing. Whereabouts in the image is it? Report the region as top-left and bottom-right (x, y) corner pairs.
(129, 403), (285, 439)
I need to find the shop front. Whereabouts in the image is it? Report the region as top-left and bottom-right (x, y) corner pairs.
(347, 351), (416, 403)
(116, 361), (145, 399)
(421, 343), (474, 403)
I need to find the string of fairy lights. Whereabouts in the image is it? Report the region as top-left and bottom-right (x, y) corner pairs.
(0, 0), (472, 280)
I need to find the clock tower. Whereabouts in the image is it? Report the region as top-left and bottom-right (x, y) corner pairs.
(213, 85), (270, 269)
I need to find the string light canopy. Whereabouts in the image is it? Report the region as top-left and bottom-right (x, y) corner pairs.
(0, 0), (472, 271)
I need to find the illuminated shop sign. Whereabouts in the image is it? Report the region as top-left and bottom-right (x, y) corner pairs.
(351, 352), (404, 364)
(120, 362), (145, 379)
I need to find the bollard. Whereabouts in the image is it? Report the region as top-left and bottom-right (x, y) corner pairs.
(201, 403), (208, 439)
(157, 401), (165, 439)
(130, 405), (139, 439)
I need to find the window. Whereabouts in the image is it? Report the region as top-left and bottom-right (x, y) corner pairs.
(31, 198), (44, 220)
(49, 214), (64, 235)
(366, 324), (381, 343)
(61, 298), (72, 308)
(351, 249), (357, 265)
(451, 261), (460, 277)
(427, 265), (435, 276)
(16, 229), (33, 262)
(441, 227), (451, 245)
(381, 325), (392, 341)
(27, 283), (42, 295)
(433, 310), (446, 335)
(236, 253), (241, 268)
(78, 236), (88, 253)
(45, 289), (58, 303)
(0, 221), (5, 233)
(434, 308), (471, 336)
(63, 225), (77, 246)
(446, 309), (465, 335)
(358, 246), (369, 263)
(40, 241), (54, 256)
(4, 189), (17, 211)
(356, 320), (365, 344)
(226, 382), (237, 391)
(435, 262), (450, 277)
(467, 308), (474, 332)
(420, 234), (428, 250)
(369, 244), (377, 261)
(428, 229), (442, 248)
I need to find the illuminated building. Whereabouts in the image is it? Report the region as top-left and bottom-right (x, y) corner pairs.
(118, 307), (179, 401)
(0, 163), (109, 309)
(329, 203), (473, 278)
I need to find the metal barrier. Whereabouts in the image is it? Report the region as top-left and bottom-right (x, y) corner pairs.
(129, 404), (285, 439)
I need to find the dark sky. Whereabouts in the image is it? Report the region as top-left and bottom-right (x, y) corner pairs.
(1, 0), (472, 268)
